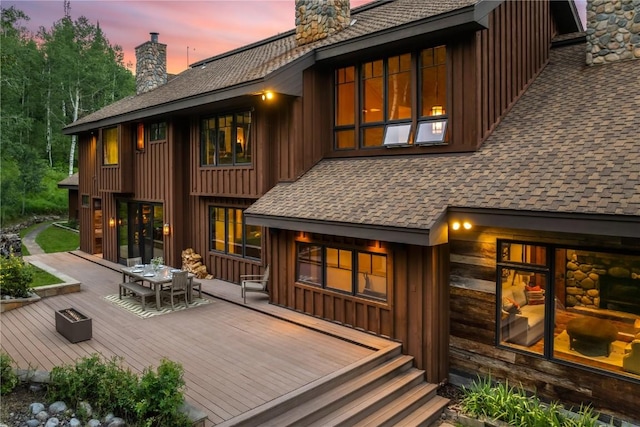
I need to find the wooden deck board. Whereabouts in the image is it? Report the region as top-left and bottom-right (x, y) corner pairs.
(1, 252), (391, 426)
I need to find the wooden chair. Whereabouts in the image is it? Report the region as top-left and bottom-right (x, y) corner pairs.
(241, 265), (269, 304)
(125, 257), (144, 286)
(161, 271), (190, 310)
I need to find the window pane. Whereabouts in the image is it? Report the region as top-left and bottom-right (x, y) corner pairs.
(421, 46), (447, 118)
(201, 119), (216, 165)
(387, 54), (412, 120)
(335, 129), (355, 149)
(336, 66), (355, 126)
(118, 201), (128, 260)
(357, 252), (387, 300)
(499, 269), (546, 354)
(362, 60), (383, 123)
(244, 220), (261, 259)
(362, 126), (384, 147)
(500, 242), (547, 265)
(136, 123), (145, 151)
(383, 123), (412, 146)
(415, 120), (447, 145)
(218, 115), (233, 165)
(103, 127), (118, 165)
(211, 207), (225, 251)
(553, 248), (640, 379)
(150, 122), (166, 141)
(228, 208), (242, 255)
(297, 244), (323, 286)
(235, 112), (252, 164)
(326, 247), (352, 293)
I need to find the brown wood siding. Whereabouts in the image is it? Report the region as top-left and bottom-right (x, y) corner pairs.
(269, 231), (449, 384)
(476, 0), (553, 145)
(449, 227), (640, 422)
(98, 125), (133, 193)
(78, 133), (97, 253)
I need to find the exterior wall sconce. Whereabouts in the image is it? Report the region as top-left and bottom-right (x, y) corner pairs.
(451, 221), (472, 231)
(163, 223), (171, 236)
(261, 91), (274, 101)
(109, 217), (116, 228)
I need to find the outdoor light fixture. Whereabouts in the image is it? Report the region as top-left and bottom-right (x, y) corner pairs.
(261, 91), (274, 101)
(451, 221), (472, 231)
(163, 223), (171, 236)
(109, 217), (115, 228)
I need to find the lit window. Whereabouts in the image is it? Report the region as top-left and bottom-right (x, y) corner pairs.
(209, 206), (261, 259)
(136, 123), (145, 151)
(383, 123), (412, 147)
(103, 127), (118, 165)
(415, 120), (448, 145)
(201, 112), (251, 166)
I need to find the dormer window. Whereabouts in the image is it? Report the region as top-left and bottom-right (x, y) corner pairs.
(334, 45), (447, 150)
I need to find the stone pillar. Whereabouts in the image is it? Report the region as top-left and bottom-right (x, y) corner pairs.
(295, 0), (351, 46)
(135, 32), (167, 95)
(586, 0), (640, 65)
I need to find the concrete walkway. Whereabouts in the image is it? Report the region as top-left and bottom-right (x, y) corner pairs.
(21, 222), (49, 255)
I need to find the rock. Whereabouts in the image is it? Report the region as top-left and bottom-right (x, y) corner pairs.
(566, 287), (584, 296)
(107, 417), (127, 427)
(608, 266), (630, 278)
(574, 271), (588, 282)
(78, 401), (93, 417)
(587, 289), (600, 297)
(86, 420), (102, 427)
(579, 264), (593, 273)
(30, 402), (45, 415)
(567, 261), (579, 271)
(48, 401), (67, 414)
(580, 278), (596, 289)
(36, 410), (49, 421)
(69, 418), (82, 427)
(44, 417), (60, 427)
(26, 420), (40, 427)
(0, 233), (22, 257)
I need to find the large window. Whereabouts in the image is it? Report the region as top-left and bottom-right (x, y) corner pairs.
(201, 112), (252, 166)
(296, 242), (388, 301)
(103, 127), (118, 165)
(210, 207), (261, 259)
(497, 240), (640, 380)
(334, 46), (447, 149)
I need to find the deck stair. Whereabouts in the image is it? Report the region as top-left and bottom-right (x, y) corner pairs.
(218, 343), (449, 427)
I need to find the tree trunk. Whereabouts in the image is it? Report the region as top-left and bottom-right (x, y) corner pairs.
(68, 86), (80, 176)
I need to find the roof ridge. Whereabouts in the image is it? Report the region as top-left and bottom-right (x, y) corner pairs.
(191, 0), (396, 68)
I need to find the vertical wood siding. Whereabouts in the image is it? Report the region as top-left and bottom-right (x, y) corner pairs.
(476, 0), (553, 144)
(269, 231), (449, 384)
(78, 133), (96, 253)
(449, 228), (640, 422)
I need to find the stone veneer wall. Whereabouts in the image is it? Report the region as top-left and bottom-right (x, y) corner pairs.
(565, 249), (640, 309)
(135, 33), (167, 95)
(586, 0), (640, 65)
(295, 0), (350, 46)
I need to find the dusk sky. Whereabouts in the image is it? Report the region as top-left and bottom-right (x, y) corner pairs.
(5, 1), (586, 75)
(4, 0), (373, 75)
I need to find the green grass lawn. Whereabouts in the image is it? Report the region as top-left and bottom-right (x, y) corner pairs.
(35, 224), (79, 253)
(31, 265), (63, 287)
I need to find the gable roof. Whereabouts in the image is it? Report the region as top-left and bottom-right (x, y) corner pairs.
(57, 172), (79, 189)
(64, 0), (505, 134)
(245, 39), (640, 244)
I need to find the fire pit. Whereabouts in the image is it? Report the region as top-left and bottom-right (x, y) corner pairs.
(55, 308), (92, 343)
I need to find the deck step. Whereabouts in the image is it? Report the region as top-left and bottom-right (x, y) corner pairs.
(393, 395), (450, 427)
(266, 354), (415, 426)
(307, 369), (430, 427)
(352, 384), (447, 427)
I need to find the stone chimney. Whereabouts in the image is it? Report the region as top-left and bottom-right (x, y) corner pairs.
(585, 0), (640, 65)
(135, 32), (167, 94)
(295, 0), (350, 46)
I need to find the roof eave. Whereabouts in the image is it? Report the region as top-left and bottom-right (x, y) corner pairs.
(244, 213), (434, 247)
(62, 52), (317, 135)
(315, 2), (496, 61)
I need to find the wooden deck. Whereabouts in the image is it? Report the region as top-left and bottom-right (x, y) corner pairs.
(1, 252), (396, 426)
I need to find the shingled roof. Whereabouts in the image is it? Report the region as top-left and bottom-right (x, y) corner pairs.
(245, 40), (640, 238)
(64, 0), (482, 133)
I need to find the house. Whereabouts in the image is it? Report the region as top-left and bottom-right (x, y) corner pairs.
(63, 0), (640, 422)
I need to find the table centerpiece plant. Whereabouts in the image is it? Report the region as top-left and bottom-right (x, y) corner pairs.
(151, 256), (164, 272)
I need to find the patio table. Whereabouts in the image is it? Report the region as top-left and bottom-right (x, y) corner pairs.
(121, 265), (193, 310)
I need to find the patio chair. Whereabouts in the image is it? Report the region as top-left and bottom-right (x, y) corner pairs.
(241, 265), (269, 304)
(125, 257), (144, 285)
(161, 271), (190, 310)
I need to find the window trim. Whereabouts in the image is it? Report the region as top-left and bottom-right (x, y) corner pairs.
(200, 111), (252, 167)
(295, 241), (388, 302)
(496, 239), (640, 382)
(209, 206), (261, 260)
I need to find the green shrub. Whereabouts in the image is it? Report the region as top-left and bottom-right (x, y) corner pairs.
(0, 251), (34, 298)
(135, 359), (191, 427)
(0, 352), (19, 395)
(461, 375), (605, 427)
(49, 354), (189, 426)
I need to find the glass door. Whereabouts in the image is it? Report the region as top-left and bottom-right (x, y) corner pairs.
(117, 201), (164, 264)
